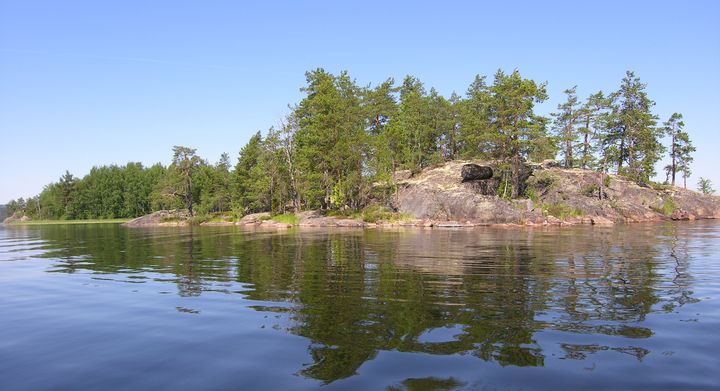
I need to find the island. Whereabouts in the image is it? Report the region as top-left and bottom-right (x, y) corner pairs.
(3, 69), (718, 228)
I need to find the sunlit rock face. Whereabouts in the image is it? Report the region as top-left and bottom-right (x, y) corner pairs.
(395, 160), (720, 225)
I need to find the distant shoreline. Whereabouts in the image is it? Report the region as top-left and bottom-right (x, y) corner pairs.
(4, 218), (131, 226)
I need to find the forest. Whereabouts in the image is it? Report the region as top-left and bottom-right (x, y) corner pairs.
(5, 69), (700, 220)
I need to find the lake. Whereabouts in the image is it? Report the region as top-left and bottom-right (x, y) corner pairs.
(1, 222), (719, 390)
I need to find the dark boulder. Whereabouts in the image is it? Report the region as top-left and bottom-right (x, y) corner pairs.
(461, 164), (493, 182)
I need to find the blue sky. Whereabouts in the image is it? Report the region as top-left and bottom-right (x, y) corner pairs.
(1, 0), (719, 201)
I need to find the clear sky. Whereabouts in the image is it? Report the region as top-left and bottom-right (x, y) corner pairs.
(1, 0), (719, 202)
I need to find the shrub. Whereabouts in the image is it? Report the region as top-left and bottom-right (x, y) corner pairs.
(187, 214), (210, 225)
(603, 175), (611, 188)
(652, 196), (676, 216)
(357, 205), (411, 223)
(523, 187), (538, 202)
(535, 172), (556, 188)
(650, 182), (672, 191)
(271, 213), (299, 225)
(540, 202), (583, 219)
(582, 184), (600, 197)
(608, 198), (620, 209)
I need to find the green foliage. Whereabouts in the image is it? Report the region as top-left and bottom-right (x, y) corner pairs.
(551, 86), (582, 168)
(523, 187), (538, 202)
(603, 175), (612, 188)
(271, 213), (299, 225)
(158, 146), (202, 216)
(187, 214), (210, 225)
(355, 205), (411, 223)
(294, 69), (367, 210)
(531, 172), (556, 189)
(608, 197), (620, 210)
(650, 182), (672, 191)
(651, 196), (676, 216)
(697, 177), (715, 195)
(664, 113), (695, 187)
(540, 202), (584, 219)
(602, 71), (664, 183)
(581, 184), (600, 197)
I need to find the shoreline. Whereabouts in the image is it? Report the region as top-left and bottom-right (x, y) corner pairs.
(3, 213), (717, 230)
(4, 217), (717, 230)
(6, 161), (719, 230)
(3, 218), (131, 226)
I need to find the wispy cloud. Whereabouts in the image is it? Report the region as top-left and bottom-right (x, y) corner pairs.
(0, 48), (241, 72)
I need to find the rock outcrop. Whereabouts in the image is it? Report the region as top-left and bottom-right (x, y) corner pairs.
(121, 161), (720, 229)
(395, 160), (720, 226)
(2, 212), (31, 225)
(395, 161), (535, 224)
(122, 210), (191, 227)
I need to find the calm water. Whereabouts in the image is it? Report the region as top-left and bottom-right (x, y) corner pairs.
(1, 223), (719, 390)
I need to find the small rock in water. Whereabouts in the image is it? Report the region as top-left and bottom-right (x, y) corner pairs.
(591, 216), (615, 226)
(671, 209), (695, 221)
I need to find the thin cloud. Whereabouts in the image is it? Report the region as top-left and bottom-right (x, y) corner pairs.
(0, 48), (240, 72)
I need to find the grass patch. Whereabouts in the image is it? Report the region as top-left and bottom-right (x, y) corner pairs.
(608, 198), (620, 210)
(581, 184), (600, 197)
(603, 175), (611, 188)
(523, 187), (538, 202)
(650, 182), (673, 191)
(187, 214), (211, 225)
(206, 213), (235, 223)
(540, 203), (584, 219)
(534, 172), (556, 189)
(271, 213), (300, 225)
(356, 205), (412, 223)
(522, 171), (556, 200)
(651, 196), (676, 216)
(160, 216), (181, 223)
(7, 218), (131, 226)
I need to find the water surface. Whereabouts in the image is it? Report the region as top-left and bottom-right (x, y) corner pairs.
(1, 223), (719, 390)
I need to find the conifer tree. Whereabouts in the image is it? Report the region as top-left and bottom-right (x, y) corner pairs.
(551, 86), (582, 168)
(487, 69), (549, 197)
(663, 113), (695, 187)
(605, 71), (664, 182)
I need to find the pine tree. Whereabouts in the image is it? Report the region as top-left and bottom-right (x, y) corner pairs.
(577, 91), (608, 170)
(551, 86), (582, 168)
(697, 178), (715, 195)
(168, 146), (201, 215)
(294, 69), (366, 209)
(605, 71), (664, 182)
(458, 74), (492, 158)
(487, 69), (549, 197)
(663, 113), (695, 187)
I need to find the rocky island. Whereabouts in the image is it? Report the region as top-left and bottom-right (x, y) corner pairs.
(120, 160), (720, 229)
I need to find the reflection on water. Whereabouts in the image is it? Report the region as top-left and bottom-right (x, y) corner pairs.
(1, 222), (718, 390)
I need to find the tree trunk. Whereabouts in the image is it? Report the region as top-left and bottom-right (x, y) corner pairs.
(671, 128), (677, 186)
(618, 129), (625, 172)
(582, 115), (591, 169)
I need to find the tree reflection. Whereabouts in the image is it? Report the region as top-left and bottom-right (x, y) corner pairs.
(30, 223), (704, 384)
